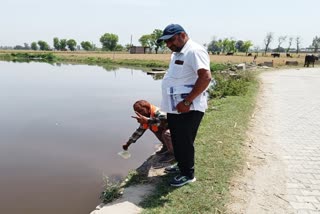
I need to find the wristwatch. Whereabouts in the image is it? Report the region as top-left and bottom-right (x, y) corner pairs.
(182, 99), (192, 106)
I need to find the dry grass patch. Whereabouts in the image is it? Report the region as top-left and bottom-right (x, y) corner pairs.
(0, 50), (309, 67)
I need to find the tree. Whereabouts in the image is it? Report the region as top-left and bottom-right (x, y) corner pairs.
(100, 33), (119, 51)
(24, 43), (30, 50)
(216, 40), (223, 53)
(235, 40), (244, 52)
(227, 39), (236, 53)
(152, 29), (164, 54)
(272, 47), (285, 53)
(221, 38), (229, 53)
(295, 36), (301, 54)
(38, 40), (50, 50)
(13, 45), (25, 50)
(207, 37), (222, 53)
(276, 36), (287, 52)
(67, 39), (77, 51)
(13, 43), (30, 50)
(253, 46), (260, 55)
(53, 37), (60, 50)
(115, 44), (124, 51)
(81, 41), (93, 51)
(242, 40), (253, 55)
(286, 37), (293, 53)
(124, 43), (132, 51)
(31, 42), (38, 50)
(60, 39), (67, 51)
(139, 34), (154, 53)
(312, 36), (320, 53)
(264, 32), (274, 55)
(139, 34), (153, 47)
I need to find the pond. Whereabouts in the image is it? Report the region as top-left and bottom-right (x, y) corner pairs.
(0, 61), (163, 214)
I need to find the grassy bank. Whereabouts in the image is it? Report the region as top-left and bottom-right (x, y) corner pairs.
(0, 50), (169, 68)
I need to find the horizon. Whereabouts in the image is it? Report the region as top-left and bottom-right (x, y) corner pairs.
(1, 0), (319, 50)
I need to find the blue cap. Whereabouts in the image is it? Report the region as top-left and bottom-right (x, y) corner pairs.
(157, 24), (186, 43)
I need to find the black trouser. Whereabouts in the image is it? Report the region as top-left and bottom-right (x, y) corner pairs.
(167, 111), (204, 178)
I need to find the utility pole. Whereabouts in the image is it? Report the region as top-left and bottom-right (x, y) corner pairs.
(130, 35), (132, 47)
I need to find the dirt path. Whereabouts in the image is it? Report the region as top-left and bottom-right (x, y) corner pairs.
(227, 70), (294, 213)
(228, 68), (320, 213)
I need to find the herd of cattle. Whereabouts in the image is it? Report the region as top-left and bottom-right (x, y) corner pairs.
(212, 51), (319, 67)
(255, 53), (319, 68)
(270, 53), (318, 67)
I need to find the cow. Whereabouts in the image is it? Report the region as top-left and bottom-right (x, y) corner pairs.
(247, 53), (252, 56)
(271, 53), (280, 58)
(286, 53), (293, 58)
(226, 52), (234, 56)
(304, 54), (319, 67)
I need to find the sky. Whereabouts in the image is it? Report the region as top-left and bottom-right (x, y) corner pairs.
(1, 0), (319, 49)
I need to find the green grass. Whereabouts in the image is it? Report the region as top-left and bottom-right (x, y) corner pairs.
(8, 52), (58, 61)
(99, 176), (123, 203)
(209, 71), (255, 98)
(210, 63), (229, 72)
(58, 56), (169, 68)
(138, 76), (259, 214)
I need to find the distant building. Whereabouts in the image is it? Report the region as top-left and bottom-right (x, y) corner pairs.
(129, 46), (150, 54)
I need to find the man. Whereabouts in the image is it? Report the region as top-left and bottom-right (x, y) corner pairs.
(157, 24), (212, 187)
(122, 100), (175, 163)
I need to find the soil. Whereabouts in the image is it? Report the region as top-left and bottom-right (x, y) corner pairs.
(90, 154), (172, 214)
(226, 73), (294, 214)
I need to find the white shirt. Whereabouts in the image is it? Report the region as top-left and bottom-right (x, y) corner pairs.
(161, 39), (211, 114)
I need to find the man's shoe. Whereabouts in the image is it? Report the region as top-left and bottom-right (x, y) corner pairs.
(164, 163), (179, 174)
(170, 175), (196, 187)
(158, 154), (175, 163)
(155, 146), (168, 155)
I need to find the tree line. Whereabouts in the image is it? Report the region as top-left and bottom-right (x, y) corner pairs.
(263, 33), (320, 54)
(8, 29), (166, 52)
(4, 30), (320, 54)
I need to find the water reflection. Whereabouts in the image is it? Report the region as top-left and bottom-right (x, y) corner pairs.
(0, 61), (162, 214)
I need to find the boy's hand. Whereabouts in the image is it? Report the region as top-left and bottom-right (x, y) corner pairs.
(131, 111), (148, 124)
(122, 144), (129, 150)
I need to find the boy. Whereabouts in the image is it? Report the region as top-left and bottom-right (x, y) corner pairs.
(122, 100), (175, 163)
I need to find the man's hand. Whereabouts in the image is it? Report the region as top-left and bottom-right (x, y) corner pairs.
(131, 111), (148, 124)
(176, 101), (191, 113)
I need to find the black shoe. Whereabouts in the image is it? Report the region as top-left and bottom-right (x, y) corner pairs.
(170, 175), (196, 187)
(155, 146), (168, 155)
(164, 163), (179, 174)
(158, 154), (175, 163)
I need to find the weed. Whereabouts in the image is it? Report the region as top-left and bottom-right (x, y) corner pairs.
(99, 176), (123, 204)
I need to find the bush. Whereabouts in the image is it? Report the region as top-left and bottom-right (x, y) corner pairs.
(208, 71), (255, 98)
(210, 63), (229, 72)
(99, 176), (122, 203)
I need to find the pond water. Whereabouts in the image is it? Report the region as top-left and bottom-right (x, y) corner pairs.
(0, 61), (163, 214)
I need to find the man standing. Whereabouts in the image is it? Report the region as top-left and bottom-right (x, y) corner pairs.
(157, 24), (212, 187)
